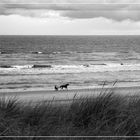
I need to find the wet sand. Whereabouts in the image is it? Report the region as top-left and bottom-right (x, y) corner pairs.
(0, 86), (140, 103)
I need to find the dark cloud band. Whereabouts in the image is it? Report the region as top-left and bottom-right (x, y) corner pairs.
(0, 0), (140, 21)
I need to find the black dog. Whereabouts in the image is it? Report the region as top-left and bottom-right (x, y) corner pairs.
(54, 85), (59, 91)
(60, 83), (69, 90)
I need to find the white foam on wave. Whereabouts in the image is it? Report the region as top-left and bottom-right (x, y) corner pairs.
(1, 63), (140, 74)
(52, 63), (140, 73)
(12, 65), (33, 69)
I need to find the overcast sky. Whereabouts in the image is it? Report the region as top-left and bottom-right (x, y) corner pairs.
(0, 0), (140, 35)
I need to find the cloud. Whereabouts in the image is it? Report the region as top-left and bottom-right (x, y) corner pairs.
(0, 0), (140, 21)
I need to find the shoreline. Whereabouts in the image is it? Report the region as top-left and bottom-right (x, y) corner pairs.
(0, 86), (140, 103)
(1, 85), (140, 93)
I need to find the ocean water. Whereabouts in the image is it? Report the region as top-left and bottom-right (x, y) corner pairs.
(0, 35), (140, 92)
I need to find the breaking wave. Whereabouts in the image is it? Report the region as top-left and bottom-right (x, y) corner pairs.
(0, 63), (140, 75)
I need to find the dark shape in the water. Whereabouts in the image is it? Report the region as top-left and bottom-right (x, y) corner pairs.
(91, 64), (106, 66)
(0, 51), (8, 54)
(32, 65), (52, 68)
(0, 65), (12, 68)
(83, 64), (90, 67)
(32, 52), (43, 54)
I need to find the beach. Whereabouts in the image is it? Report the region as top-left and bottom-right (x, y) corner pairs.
(1, 36), (140, 94)
(1, 86), (140, 103)
(0, 36), (140, 104)
(0, 35), (140, 137)
(0, 85), (140, 136)
(1, 3), (140, 136)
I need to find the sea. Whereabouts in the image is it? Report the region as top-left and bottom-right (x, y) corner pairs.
(0, 35), (140, 92)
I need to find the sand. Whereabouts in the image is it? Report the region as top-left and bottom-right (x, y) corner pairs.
(0, 86), (140, 103)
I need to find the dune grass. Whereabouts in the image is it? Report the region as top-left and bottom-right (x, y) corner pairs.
(0, 91), (140, 139)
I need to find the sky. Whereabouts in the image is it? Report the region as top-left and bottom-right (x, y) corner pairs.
(0, 0), (140, 35)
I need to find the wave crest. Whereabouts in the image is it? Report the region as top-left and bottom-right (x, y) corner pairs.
(0, 63), (140, 74)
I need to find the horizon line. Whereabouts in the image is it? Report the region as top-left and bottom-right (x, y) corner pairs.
(1, 3), (140, 4)
(0, 34), (140, 36)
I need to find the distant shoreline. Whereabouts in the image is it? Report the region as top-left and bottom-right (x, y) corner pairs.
(1, 35), (140, 36)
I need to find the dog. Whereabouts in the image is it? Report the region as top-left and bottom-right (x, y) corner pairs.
(54, 85), (59, 91)
(59, 83), (69, 90)
(54, 83), (70, 91)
